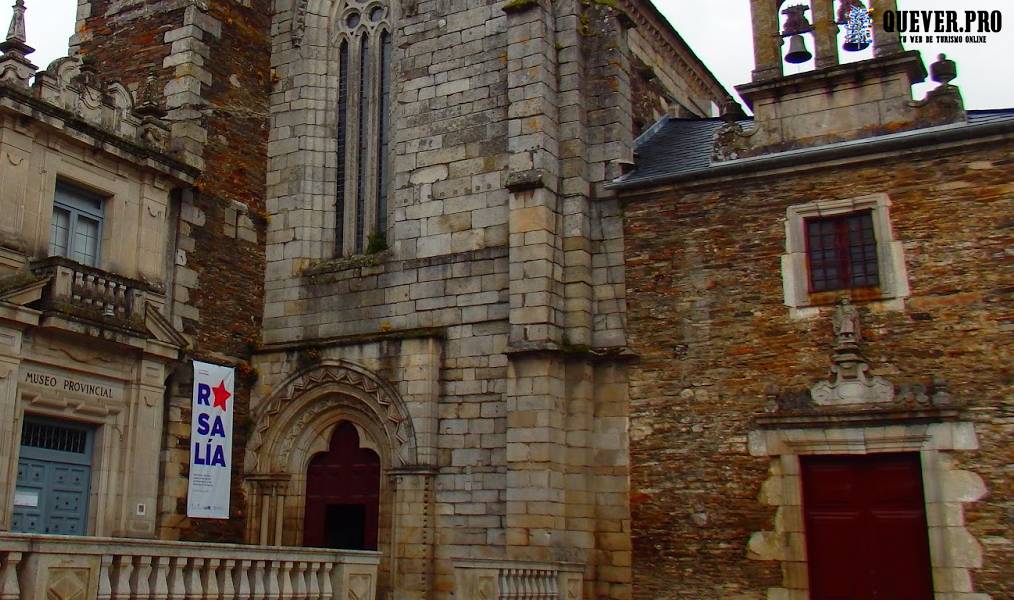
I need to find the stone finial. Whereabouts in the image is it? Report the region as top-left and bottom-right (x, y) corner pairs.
(810, 297), (894, 406)
(912, 53), (965, 125)
(930, 53), (957, 86)
(720, 97), (742, 124)
(0, 0), (37, 86)
(5, 0), (26, 43)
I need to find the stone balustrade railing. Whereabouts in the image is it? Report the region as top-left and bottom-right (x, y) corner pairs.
(454, 559), (584, 600)
(29, 256), (158, 324)
(0, 532), (379, 600)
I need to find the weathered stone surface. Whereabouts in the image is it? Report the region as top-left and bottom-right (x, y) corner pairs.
(622, 142), (1013, 599)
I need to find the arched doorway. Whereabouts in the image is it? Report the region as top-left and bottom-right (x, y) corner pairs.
(303, 421), (380, 550)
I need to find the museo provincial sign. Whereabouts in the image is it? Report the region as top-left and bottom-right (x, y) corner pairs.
(22, 368), (117, 400)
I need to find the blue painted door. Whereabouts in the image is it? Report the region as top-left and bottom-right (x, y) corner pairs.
(11, 418), (93, 535)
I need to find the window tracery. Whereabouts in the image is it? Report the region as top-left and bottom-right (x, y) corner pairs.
(332, 0), (392, 255)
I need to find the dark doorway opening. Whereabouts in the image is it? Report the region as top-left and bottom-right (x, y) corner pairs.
(324, 504), (366, 549)
(801, 452), (934, 600)
(303, 421), (380, 550)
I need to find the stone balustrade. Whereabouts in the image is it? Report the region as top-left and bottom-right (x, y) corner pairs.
(30, 257), (157, 324)
(454, 559), (584, 600)
(0, 533), (379, 600)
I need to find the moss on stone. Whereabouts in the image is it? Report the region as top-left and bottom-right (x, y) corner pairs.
(502, 0), (539, 13)
(0, 271), (45, 296)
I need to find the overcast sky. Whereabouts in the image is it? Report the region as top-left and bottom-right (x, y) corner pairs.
(2, 0), (1012, 109)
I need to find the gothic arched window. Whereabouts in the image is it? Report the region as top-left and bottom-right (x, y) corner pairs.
(334, 1), (392, 255)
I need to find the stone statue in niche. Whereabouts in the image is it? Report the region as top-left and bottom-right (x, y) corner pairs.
(810, 297), (894, 406)
(831, 296), (861, 346)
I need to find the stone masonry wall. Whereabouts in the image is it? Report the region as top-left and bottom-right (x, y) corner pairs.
(74, 0), (271, 542)
(257, 0), (722, 598)
(622, 141), (1013, 599)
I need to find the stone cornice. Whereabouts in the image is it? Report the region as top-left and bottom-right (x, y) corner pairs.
(611, 118), (1014, 195)
(0, 83), (199, 183)
(617, 0), (728, 103)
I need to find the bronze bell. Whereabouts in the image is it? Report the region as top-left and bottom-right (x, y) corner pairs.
(785, 34), (812, 64)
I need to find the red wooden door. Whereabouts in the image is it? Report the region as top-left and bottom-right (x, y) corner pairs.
(801, 453), (934, 600)
(303, 422), (380, 550)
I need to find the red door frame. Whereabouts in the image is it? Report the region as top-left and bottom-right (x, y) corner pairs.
(801, 453), (934, 600)
(303, 421), (380, 550)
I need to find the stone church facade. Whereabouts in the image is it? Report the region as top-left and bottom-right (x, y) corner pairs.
(246, 0), (723, 597)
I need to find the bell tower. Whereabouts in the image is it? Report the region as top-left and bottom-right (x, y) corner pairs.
(716, 0), (966, 159)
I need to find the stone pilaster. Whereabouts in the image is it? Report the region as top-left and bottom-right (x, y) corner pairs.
(391, 469), (436, 600)
(0, 329), (23, 532)
(811, 0), (840, 69)
(505, 0), (564, 351)
(749, 0), (783, 82)
(505, 355), (567, 562)
(556, 0), (593, 348)
(116, 358), (168, 538)
(871, 0), (903, 56)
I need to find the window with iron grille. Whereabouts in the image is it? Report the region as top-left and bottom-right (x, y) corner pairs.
(49, 181), (104, 267)
(21, 419), (89, 455)
(334, 0), (392, 256)
(805, 211), (879, 292)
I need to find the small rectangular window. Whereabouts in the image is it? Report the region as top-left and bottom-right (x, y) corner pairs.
(805, 211), (879, 292)
(49, 182), (104, 267)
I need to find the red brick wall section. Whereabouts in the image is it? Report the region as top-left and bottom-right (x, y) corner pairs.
(78, 0), (271, 542)
(622, 142), (1013, 599)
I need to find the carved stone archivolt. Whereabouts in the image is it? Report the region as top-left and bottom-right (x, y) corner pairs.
(246, 360), (418, 474)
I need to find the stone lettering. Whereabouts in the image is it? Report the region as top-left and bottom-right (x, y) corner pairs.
(23, 369), (115, 399)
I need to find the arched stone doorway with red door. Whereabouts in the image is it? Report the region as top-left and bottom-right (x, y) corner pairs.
(245, 360), (434, 600)
(304, 421), (381, 550)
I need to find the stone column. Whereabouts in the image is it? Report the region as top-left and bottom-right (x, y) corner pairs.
(0, 330), (23, 531)
(750, 0), (783, 81)
(811, 0), (840, 69)
(871, 0), (903, 56)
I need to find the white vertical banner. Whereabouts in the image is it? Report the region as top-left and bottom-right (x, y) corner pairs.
(187, 360), (234, 519)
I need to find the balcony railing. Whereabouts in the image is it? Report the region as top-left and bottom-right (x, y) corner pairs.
(0, 533), (379, 600)
(454, 559), (584, 600)
(29, 256), (160, 326)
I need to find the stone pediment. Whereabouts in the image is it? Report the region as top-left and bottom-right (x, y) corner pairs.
(144, 301), (189, 350)
(0, 271), (49, 305)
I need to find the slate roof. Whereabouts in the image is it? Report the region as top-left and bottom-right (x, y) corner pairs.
(612, 109), (1014, 190)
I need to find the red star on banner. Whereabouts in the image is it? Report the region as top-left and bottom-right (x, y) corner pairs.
(212, 380), (230, 411)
